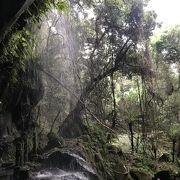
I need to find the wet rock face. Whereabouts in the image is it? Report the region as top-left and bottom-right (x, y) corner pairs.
(40, 149), (100, 180)
(0, 61), (44, 132)
(44, 151), (78, 170)
(0, 112), (13, 138)
(13, 167), (29, 180)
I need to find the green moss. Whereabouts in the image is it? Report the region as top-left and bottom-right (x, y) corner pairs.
(74, 124), (180, 179)
(156, 162), (180, 175)
(130, 167), (153, 180)
(46, 132), (64, 150)
(77, 125), (130, 180)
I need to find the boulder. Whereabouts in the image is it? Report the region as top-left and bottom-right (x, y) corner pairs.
(44, 133), (64, 151)
(13, 166), (29, 180)
(106, 144), (123, 156)
(42, 148), (101, 180)
(159, 153), (171, 162)
(130, 169), (152, 180)
(152, 170), (170, 180)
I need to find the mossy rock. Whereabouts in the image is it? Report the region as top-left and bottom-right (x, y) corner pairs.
(112, 162), (129, 179)
(156, 162), (180, 176)
(130, 168), (153, 180)
(94, 152), (103, 163)
(106, 143), (123, 156)
(45, 132), (64, 150)
(125, 174), (134, 180)
(153, 170), (170, 180)
(177, 158), (180, 166)
(80, 135), (91, 142)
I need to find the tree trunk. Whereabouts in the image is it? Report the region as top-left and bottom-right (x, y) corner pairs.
(136, 133), (140, 153)
(15, 137), (24, 166)
(172, 138), (176, 162)
(24, 137), (28, 163)
(128, 122), (134, 154)
(111, 73), (117, 128)
(58, 99), (87, 138)
(58, 63), (119, 138)
(32, 127), (37, 155)
(50, 109), (61, 133)
(177, 136), (180, 158)
(151, 140), (157, 160)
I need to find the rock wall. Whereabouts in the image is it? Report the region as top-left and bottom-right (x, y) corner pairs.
(0, 112), (13, 138)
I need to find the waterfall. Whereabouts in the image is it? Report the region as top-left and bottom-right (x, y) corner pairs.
(29, 9), (99, 180)
(37, 9), (83, 134)
(34, 169), (88, 180)
(30, 150), (100, 180)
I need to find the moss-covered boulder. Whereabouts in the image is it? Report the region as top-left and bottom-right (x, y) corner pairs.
(44, 132), (64, 151)
(130, 168), (152, 180)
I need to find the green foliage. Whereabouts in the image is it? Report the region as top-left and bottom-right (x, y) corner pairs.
(142, 10), (157, 38)
(169, 123), (180, 138)
(155, 26), (180, 64)
(55, 0), (69, 15)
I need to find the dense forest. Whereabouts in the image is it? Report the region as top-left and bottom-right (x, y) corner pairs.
(0, 0), (179, 179)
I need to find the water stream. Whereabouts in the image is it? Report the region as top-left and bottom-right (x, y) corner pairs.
(30, 150), (98, 180)
(32, 168), (88, 180)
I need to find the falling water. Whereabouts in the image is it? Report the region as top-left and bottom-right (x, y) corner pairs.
(31, 152), (98, 180)
(30, 8), (96, 180)
(32, 152), (96, 180)
(37, 9), (84, 132)
(33, 169), (88, 180)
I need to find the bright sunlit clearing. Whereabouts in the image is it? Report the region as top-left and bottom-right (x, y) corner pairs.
(147, 0), (180, 28)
